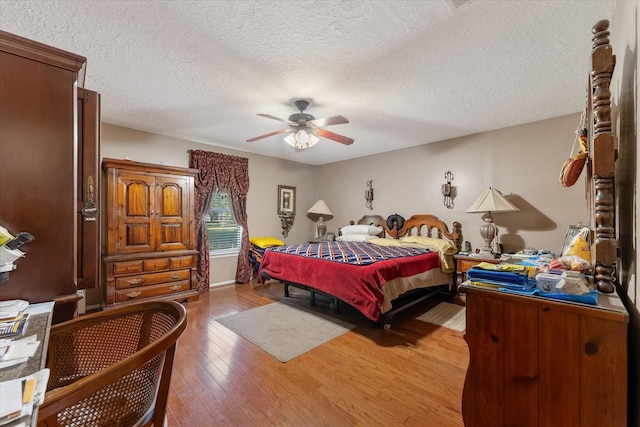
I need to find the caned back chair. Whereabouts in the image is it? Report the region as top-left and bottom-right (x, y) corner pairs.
(37, 301), (187, 427)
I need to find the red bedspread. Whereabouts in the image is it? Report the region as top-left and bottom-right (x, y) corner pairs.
(259, 242), (442, 321)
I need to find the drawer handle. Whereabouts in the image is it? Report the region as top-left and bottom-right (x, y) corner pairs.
(127, 291), (141, 298)
(169, 285), (181, 291)
(171, 274), (180, 280)
(128, 278), (143, 285)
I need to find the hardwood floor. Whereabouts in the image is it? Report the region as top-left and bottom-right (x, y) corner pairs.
(166, 280), (469, 426)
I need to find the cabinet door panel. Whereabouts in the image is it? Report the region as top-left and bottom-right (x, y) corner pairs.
(76, 88), (100, 289)
(155, 175), (191, 251)
(579, 316), (627, 427)
(0, 48), (79, 318)
(539, 307), (580, 427)
(117, 173), (155, 253)
(473, 295), (504, 427)
(504, 301), (538, 426)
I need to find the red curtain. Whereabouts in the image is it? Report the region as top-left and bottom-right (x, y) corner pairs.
(189, 150), (251, 292)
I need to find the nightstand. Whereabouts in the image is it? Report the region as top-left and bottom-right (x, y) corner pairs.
(453, 253), (502, 304)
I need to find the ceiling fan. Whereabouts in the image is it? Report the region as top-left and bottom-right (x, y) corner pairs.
(246, 99), (354, 149)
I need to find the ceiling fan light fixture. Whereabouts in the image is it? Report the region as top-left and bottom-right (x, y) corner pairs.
(284, 129), (319, 150)
(249, 100), (352, 147)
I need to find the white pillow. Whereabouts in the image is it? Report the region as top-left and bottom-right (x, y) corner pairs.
(336, 234), (377, 242)
(340, 224), (383, 236)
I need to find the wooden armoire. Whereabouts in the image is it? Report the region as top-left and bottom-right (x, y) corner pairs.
(102, 159), (200, 308)
(0, 31), (100, 323)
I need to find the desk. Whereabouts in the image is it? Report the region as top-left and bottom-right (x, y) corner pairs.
(0, 302), (54, 426)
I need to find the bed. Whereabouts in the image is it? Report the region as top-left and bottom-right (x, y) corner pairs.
(258, 214), (462, 326)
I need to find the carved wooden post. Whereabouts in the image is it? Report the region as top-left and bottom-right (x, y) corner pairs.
(590, 20), (617, 293)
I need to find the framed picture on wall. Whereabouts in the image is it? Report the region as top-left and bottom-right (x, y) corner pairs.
(277, 185), (296, 215)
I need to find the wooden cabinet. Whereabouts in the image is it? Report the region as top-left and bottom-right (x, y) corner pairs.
(461, 285), (628, 427)
(0, 31), (100, 323)
(102, 159), (199, 307)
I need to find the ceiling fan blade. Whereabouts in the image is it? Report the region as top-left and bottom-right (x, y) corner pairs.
(316, 128), (354, 145)
(246, 128), (291, 142)
(308, 115), (349, 128)
(257, 113), (294, 124)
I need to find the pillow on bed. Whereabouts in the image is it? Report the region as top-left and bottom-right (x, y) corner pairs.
(367, 237), (402, 247)
(340, 224), (383, 236)
(336, 234), (378, 242)
(250, 236), (285, 248)
(401, 236), (457, 255)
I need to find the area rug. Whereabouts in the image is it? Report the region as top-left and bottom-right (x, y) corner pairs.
(416, 302), (466, 331)
(216, 303), (355, 362)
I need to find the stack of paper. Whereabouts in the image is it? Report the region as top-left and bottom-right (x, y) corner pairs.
(0, 335), (40, 369)
(0, 368), (49, 425)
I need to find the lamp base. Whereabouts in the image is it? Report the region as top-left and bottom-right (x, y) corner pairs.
(316, 217), (327, 239)
(479, 215), (498, 253)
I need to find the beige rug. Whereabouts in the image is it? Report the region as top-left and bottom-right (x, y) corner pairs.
(216, 303), (355, 362)
(416, 302), (466, 331)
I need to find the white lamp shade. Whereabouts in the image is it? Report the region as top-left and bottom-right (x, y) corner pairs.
(466, 188), (519, 213)
(307, 200), (333, 219)
(285, 130), (319, 149)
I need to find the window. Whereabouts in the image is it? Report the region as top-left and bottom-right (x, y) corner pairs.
(206, 190), (241, 255)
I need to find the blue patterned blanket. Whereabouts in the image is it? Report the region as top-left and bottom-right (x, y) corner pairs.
(266, 241), (430, 265)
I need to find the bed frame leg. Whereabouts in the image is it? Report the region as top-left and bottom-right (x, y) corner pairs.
(284, 283), (290, 297)
(379, 313), (392, 330)
(331, 298), (340, 314)
(310, 291), (316, 306)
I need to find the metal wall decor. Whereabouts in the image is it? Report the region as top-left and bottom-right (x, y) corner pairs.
(365, 180), (374, 210)
(279, 213), (295, 238)
(441, 171), (454, 209)
(277, 185), (296, 237)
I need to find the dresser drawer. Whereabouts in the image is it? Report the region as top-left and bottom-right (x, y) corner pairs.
(115, 280), (191, 302)
(143, 258), (170, 272)
(115, 269), (191, 290)
(112, 260), (143, 275)
(170, 255), (194, 269)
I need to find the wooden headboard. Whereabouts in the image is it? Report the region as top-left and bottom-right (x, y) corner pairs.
(352, 214), (463, 251)
(586, 20), (617, 294)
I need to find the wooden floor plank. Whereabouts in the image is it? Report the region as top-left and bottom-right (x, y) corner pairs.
(166, 281), (468, 426)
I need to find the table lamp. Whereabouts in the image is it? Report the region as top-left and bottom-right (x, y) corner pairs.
(307, 200), (333, 239)
(466, 188), (519, 255)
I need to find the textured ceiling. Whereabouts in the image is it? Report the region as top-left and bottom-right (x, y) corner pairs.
(1, 0), (615, 165)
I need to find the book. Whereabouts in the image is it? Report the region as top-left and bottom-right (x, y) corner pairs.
(0, 314), (28, 338)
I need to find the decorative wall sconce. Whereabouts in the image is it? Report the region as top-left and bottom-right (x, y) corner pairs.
(279, 214), (295, 238)
(441, 171), (455, 209)
(365, 180), (374, 210)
